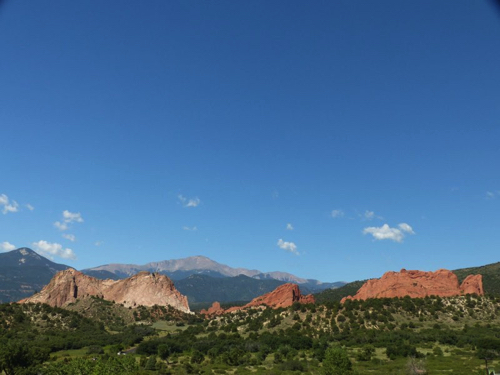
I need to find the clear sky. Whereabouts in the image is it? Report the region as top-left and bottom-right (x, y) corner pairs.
(1, 1), (499, 282)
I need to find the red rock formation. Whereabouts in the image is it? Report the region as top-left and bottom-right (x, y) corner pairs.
(201, 283), (315, 316)
(19, 268), (191, 313)
(341, 269), (483, 303)
(200, 301), (225, 316)
(460, 275), (484, 295)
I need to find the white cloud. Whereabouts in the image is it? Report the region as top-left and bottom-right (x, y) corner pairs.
(32, 240), (76, 260)
(54, 210), (84, 231)
(26, 204), (35, 211)
(63, 210), (84, 223)
(94, 241), (103, 247)
(331, 209), (344, 218)
(363, 223), (415, 243)
(54, 221), (69, 231)
(398, 223), (415, 234)
(182, 226), (198, 231)
(286, 223), (294, 231)
(62, 233), (76, 242)
(1, 241), (16, 252)
(359, 210), (383, 221)
(277, 239), (299, 255)
(0, 194), (19, 214)
(178, 195), (201, 208)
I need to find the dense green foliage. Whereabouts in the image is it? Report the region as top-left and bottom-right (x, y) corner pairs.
(175, 274), (285, 303)
(2, 293), (500, 374)
(314, 280), (366, 303)
(0, 302), (153, 374)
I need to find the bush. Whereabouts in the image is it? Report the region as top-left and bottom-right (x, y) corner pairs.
(322, 346), (355, 375)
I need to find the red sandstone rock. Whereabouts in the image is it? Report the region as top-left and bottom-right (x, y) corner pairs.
(341, 269), (484, 303)
(460, 274), (484, 295)
(200, 301), (225, 316)
(202, 283), (315, 316)
(19, 268), (191, 313)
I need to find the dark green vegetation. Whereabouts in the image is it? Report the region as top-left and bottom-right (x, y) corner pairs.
(0, 248), (69, 303)
(0, 302), (154, 374)
(315, 280), (367, 303)
(175, 274), (284, 303)
(2, 294), (500, 374)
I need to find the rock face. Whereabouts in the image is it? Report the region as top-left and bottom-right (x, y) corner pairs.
(201, 283), (315, 316)
(460, 275), (484, 295)
(341, 269), (484, 303)
(19, 268), (191, 313)
(200, 301), (225, 316)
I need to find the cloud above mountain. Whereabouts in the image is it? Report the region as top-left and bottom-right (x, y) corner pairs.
(1, 241), (16, 252)
(0, 194), (19, 214)
(277, 239), (299, 255)
(363, 223), (415, 243)
(54, 210), (84, 231)
(32, 240), (76, 260)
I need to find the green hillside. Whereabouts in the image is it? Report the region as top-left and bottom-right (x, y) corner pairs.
(175, 274), (285, 304)
(314, 280), (366, 303)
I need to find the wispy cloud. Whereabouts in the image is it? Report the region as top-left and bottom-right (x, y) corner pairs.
(331, 209), (344, 218)
(62, 233), (76, 242)
(363, 223), (415, 243)
(54, 210), (84, 231)
(63, 210), (84, 223)
(54, 221), (69, 231)
(277, 239), (299, 255)
(32, 240), (76, 260)
(486, 191), (500, 199)
(286, 223), (294, 231)
(360, 210), (383, 221)
(26, 204), (35, 211)
(0, 194), (19, 214)
(182, 226), (198, 231)
(364, 210), (375, 220)
(178, 195), (201, 208)
(1, 241), (16, 252)
(94, 241), (103, 247)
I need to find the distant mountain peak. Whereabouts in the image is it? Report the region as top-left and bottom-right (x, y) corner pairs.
(0, 248), (70, 303)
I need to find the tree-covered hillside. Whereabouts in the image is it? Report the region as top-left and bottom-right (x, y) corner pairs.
(175, 274), (285, 303)
(314, 280), (367, 303)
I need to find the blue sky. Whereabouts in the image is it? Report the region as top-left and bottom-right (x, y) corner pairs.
(1, 1), (499, 282)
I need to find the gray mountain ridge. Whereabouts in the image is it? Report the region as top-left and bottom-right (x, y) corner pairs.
(83, 255), (342, 290)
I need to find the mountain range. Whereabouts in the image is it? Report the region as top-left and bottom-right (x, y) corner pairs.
(0, 248), (343, 304)
(82, 256), (339, 288)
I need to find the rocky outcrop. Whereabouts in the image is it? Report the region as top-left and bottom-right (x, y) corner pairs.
(201, 283), (314, 316)
(341, 269), (484, 303)
(200, 301), (225, 316)
(460, 274), (484, 295)
(19, 268), (191, 313)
